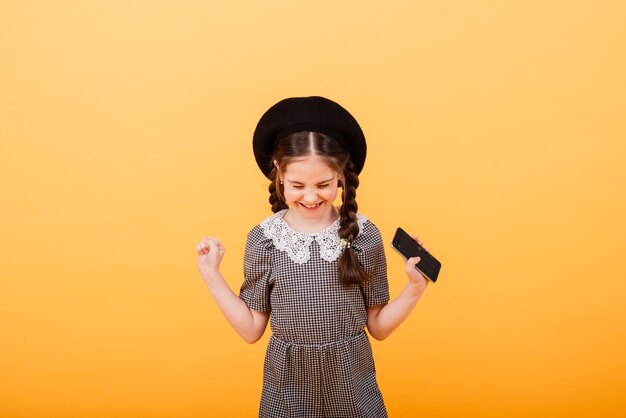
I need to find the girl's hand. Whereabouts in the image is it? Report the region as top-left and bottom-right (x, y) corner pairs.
(405, 235), (429, 290)
(196, 236), (225, 283)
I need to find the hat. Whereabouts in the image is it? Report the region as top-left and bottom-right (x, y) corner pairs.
(253, 96), (367, 178)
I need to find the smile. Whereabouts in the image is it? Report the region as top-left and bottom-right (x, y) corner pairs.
(299, 202), (323, 209)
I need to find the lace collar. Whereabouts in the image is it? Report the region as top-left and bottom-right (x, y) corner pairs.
(260, 209), (367, 264)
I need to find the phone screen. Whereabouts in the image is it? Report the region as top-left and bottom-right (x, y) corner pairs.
(392, 227), (441, 282)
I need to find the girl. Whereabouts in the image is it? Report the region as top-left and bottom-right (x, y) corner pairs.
(196, 96), (429, 418)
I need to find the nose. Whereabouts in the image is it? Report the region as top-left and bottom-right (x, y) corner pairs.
(302, 190), (318, 203)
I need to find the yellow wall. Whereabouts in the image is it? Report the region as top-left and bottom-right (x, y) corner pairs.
(1, 1), (625, 417)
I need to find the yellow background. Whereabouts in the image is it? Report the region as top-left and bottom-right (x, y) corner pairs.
(1, 1), (625, 417)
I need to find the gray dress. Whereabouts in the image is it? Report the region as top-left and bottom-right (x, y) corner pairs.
(240, 210), (390, 418)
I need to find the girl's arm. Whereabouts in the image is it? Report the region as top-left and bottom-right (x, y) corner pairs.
(366, 238), (430, 340)
(197, 237), (270, 344)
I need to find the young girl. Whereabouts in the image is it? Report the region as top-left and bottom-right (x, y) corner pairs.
(196, 96), (429, 418)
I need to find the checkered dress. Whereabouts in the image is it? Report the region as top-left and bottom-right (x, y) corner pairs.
(240, 210), (390, 418)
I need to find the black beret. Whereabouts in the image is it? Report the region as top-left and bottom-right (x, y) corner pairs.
(253, 96), (367, 178)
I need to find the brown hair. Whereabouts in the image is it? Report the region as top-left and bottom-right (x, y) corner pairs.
(267, 131), (370, 287)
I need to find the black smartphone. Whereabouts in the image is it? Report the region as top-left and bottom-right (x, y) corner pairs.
(391, 227), (442, 283)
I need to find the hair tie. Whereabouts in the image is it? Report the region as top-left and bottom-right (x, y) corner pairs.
(341, 238), (352, 249)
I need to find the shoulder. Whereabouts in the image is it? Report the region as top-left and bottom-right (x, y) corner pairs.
(355, 213), (384, 246)
(244, 221), (275, 269)
(356, 213), (382, 237)
(245, 211), (284, 250)
(354, 214), (387, 271)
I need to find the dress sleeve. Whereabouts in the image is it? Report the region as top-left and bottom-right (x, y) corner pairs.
(239, 225), (273, 312)
(355, 221), (390, 307)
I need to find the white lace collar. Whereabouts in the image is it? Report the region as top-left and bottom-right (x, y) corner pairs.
(260, 209), (367, 264)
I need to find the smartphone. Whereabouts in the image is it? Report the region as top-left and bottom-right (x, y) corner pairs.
(391, 227), (441, 283)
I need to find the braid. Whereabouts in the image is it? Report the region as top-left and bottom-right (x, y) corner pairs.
(268, 167), (288, 213)
(337, 159), (371, 286)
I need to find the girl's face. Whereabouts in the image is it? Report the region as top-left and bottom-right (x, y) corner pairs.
(278, 155), (340, 221)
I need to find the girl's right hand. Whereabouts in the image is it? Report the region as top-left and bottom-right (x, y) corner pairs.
(196, 236), (225, 283)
